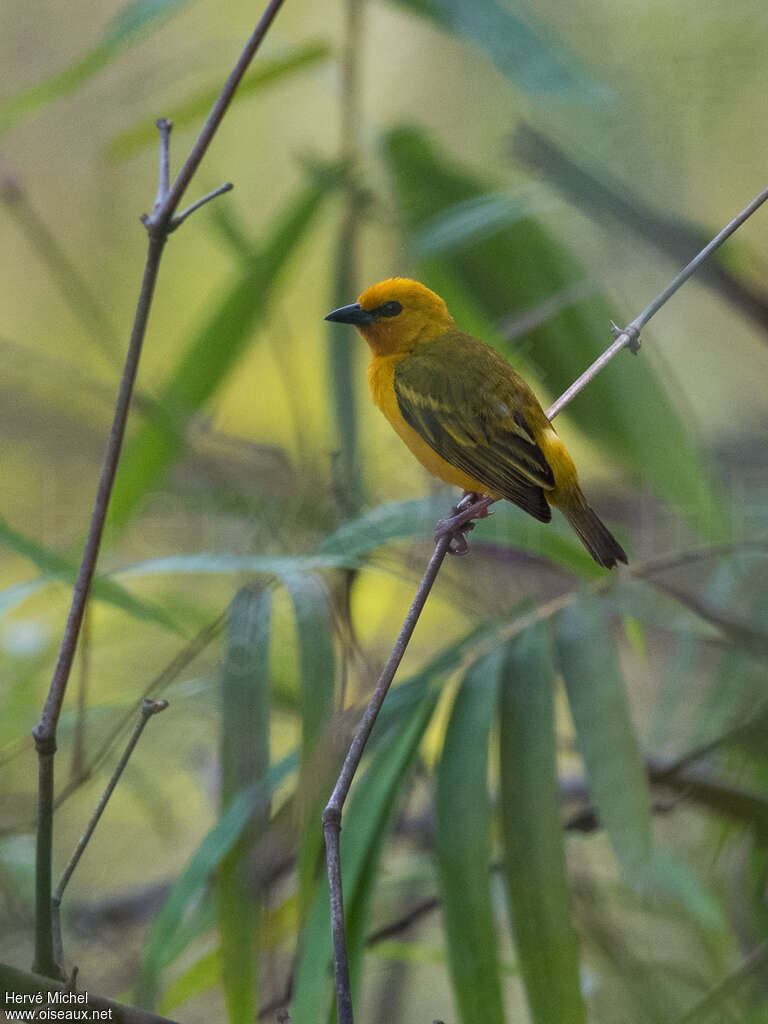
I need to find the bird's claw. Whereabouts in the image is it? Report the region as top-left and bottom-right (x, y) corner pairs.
(434, 493), (491, 555)
(434, 513), (475, 555)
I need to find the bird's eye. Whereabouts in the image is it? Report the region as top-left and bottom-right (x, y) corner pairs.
(379, 300), (403, 318)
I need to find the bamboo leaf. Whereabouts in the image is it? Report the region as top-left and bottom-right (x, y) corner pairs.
(135, 752), (297, 1008)
(280, 573), (336, 922)
(117, 552), (360, 578)
(107, 43), (331, 159)
(499, 621), (585, 1024)
(218, 587), (271, 1022)
(158, 949), (221, 1014)
(291, 687), (439, 1023)
(108, 169), (340, 534)
(319, 496), (599, 578)
(435, 648), (505, 1024)
(554, 596), (653, 880)
(383, 126), (721, 537)
(0, 517), (179, 633)
(387, 0), (610, 101)
(0, 0), (192, 132)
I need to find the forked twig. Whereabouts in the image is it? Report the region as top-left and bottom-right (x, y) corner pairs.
(51, 700), (169, 967)
(323, 181), (768, 1024)
(31, 0), (287, 979)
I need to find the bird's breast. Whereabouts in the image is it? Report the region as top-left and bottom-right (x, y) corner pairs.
(366, 353), (492, 494)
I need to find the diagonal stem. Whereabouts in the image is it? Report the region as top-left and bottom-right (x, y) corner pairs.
(51, 700), (168, 967)
(323, 536), (451, 1024)
(31, 0), (288, 979)
(322, 178), (768, 1022)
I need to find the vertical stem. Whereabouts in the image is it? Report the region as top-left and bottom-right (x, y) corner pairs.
(328, 0), (364, 519)
(30, 0), (288, 980)
(32, 233), (165, 979)
(34, 751), (59, 977)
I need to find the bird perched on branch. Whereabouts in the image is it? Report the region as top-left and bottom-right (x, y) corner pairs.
(326, 278), (627, 569)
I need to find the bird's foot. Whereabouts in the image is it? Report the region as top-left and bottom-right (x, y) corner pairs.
(435, 493), (494, 555)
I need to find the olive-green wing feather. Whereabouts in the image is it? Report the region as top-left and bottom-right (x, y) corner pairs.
(394, 332), (554, 522)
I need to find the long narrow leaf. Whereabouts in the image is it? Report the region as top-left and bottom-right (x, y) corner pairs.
(107, 43), (330, 159)
(318, 495), (600, 577)
(435, 648), (505, 1024)
(0, 517), (178, 632)
(280, 573), (336, 922)
(218, 587), (271, 1022)
(108, 169), (340, 534)
(0, 0), (193, 132)
(291, 687), (439, 1023)
(388, 0), (609, 101)
(135, 752), (297, 1008)
(499, 621), (585, 1024)
(555, 596), (653, 881)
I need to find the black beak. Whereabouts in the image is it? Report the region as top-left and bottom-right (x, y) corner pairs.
(324, 302), (376, 325)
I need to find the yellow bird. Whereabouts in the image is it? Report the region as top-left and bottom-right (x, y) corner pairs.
(326, 278), (627, 569)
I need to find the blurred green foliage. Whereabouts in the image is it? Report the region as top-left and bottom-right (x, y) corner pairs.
(2, 0), (768, 1022)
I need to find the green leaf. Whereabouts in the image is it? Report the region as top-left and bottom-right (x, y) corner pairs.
(280, 573), (336, 922)
(291, 687), (439, 1023)
(387, 0), (610, 101)
(554, 595), (653, 881)
(318, 497), (447, 556)
(0, 580), (47, 617)
(158, 949), (221, 1013)
(435, 648), (505, 1024)
(218, 587), (271, 1022)
(136, 752), (297, 1008)
(107, 43), (330, 159)
(383, 126), (721, 538)
(0, 0), (192, 132)
(415, 186), (554, 256)
(108, 170), (339, 534)
(117, 552), (360, 579)
(499, 622), (585, 1024)
(0, 517), (179, 633)
(319, 495), (600, 578)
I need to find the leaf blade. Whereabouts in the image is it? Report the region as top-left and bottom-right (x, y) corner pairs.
(435, 648), (505, 1024)
(499, 621), (585, 1024)
(554, 595), (653, 880)
(218, 587), (272, 1022)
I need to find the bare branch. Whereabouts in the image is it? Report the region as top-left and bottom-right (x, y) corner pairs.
(0, 961), (181, 1024)
(323, 535), (452, 1024)
(31, 0), (288, 979)
(52, 700), (169, 967)
(546, 182), (768, 420)
(322, 179), (768, 1021)
(170, 182), (233, 231)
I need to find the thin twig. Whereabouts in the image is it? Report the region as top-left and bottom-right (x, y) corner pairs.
(0, 961), (182, 1024)
(546, 183), (768, 420)
(55, 610), (228, 812)
(323, 536), (451, 1024)
(155, 118), (172, 207)
(170, 182), (233, 230)
(322, 179), (768, 1022)
(161, 0), (286, 218)
(51, 700), (169, 967)
(31, 0), (287, 978)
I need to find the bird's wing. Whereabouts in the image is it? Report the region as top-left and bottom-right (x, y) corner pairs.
(394, 332), (555, 521)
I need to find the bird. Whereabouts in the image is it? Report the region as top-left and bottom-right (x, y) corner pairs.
(325, 277), (627, 569)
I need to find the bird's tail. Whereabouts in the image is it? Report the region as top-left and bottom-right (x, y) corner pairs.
(563, 497), (627, 569)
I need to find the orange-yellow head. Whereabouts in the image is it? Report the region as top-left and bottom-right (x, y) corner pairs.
(325, 277), (454, 355)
